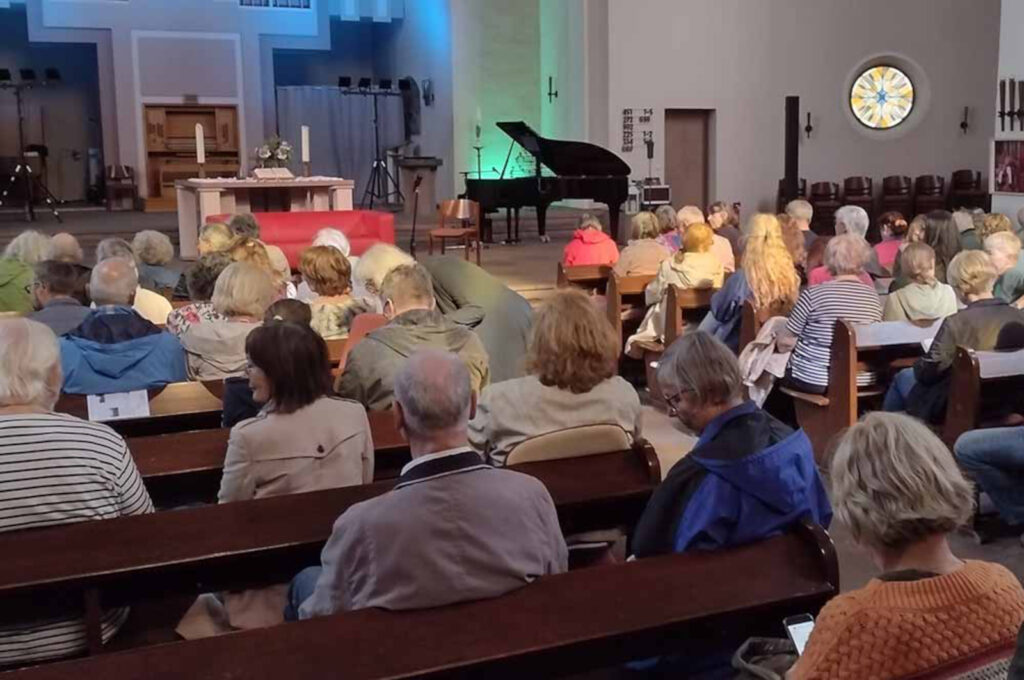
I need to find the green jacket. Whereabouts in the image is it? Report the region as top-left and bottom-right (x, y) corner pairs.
(0, 259), (33, 314)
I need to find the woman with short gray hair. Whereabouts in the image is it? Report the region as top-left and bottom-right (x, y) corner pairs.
(0, 230), (50, 314)
(808, 232), (874, 286)
(791, 412), (1024, 680)
(632, 331), (830, 557)
(0, 318), (153, 664)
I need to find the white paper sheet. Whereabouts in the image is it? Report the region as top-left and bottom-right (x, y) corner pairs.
(86, 390), (151, 422)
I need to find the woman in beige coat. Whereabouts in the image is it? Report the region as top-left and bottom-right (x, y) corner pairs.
(177, 322), (374, 639)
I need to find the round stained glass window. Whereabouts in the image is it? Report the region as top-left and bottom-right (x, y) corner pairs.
(850, 65), (915, 130)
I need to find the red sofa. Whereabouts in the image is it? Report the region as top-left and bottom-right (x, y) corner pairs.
(207, 211), (395, 268)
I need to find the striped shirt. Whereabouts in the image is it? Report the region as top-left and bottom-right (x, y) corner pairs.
(786, 280), (882, 387)
(0, 413), (153, 667)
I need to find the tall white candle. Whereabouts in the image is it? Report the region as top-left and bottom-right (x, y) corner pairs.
(195, 123), (206, 165)
(301, 125), (310, 163)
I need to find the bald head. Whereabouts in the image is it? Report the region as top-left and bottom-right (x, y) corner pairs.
(47, 233), (84, 264)
(90, 257), (138, 306)
(393, 349), (472, 445)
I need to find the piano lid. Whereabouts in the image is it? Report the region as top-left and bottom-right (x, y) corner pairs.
(496, 121), (631, 177)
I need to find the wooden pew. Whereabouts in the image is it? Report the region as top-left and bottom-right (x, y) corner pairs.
(3, 522), (837, 680)
(325, 338), (346, 367)
(0, 446), (661, 652)
(943, 346), (1024, 447)
(556, 263), (612, 294)
(131, 410), (411, 507)
(780, 318), (939, 461)
(605, 272), (656, 350)
(56, 382), (223, 438)
(737, 299), (793, 355)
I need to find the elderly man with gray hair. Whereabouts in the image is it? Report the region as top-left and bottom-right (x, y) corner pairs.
(806, 205), (886, 281)
(59, 257), (186, 395)
(94, 237), (172, 325)
(632, 331), (830, 557)
(288, 348), (567, 618)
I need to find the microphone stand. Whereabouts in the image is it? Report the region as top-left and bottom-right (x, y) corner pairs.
(409, 174), (423, 258)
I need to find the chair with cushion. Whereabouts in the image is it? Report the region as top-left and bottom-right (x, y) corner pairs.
(914, 175), (946, 215)
(429, 199), (481, 265)
(948, 169), (990, 212)
(776, 178), (807, 213)
(880, 175), (913, 218)
(843, 176), (875, 240)
(809, 182), (840, 235)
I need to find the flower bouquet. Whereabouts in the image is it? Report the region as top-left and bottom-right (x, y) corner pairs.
(254, 136), (293, 169)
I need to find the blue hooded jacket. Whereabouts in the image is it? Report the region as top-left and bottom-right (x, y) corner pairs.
(632, 401), (831, 557)
(59, 307), (187, 395)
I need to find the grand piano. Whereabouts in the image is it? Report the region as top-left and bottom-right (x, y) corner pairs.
(464, 121), (631, 242)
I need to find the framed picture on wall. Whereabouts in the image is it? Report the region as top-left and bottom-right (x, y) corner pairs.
(992, 139), (1024, 194)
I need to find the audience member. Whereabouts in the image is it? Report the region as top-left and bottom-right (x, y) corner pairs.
(956, 424), (1024, 535)
(778, 212), (809, 283)
(632, 331), (830, 556)
(700, 213), (800, 352)
(791, 413), (1024, 680)
(0, 230), (49, 314)
(777, 234), (882, 395)
(132, 230), (178, 291)
(0, 318), (153, 665)
(287, 349), (567, 619)
(614, 211), (669, 276)
(562, 214), (619, 267)
(785, 199), (817, 250)
(653, 204), (678, 251)
(873, 211), (909, 271)
(264, 244), (297, 299)
(198, 222), (233, 255)
(28, 261), (90, 335)
(299, 245), (368, 339)
(882, 243), (958, 322)
(986, 231), (1024, 305)
(954, 208), (983, 251)
(335, 263), (490, 410)
(226, 236), (273, 272)
(421, 255), (533, 383)
(626, 222), (724, 357)
(179, 262), (276, 380)
(178, 322), (375, 638)
(884, 250), (1024, 423)
(656, 205), (703, 251)
(297, 228), (357, 301)
(264, 298), (312, 326)
(891, 210), (962, 291)
(165, 253), (232, 337)
(979, 212), (1014, 242)
(468, 288), (641, 466)
(59, 258), (186, 394)
(1017, 207), (1024, 240)
(350, 243), (414, 306)
(45, 232), (84, 264)
(707, 200), (742, 255)
(229, 213), (260, 240)
(95, 238), (173, 324)
(807, 206), (884, 283)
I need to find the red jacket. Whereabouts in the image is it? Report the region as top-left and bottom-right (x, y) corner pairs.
(562, 229), (620, 267)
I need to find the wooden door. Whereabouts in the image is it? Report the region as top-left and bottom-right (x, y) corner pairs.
(664, 109), (710, 209)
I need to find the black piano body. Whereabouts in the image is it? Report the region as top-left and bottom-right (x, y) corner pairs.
(464, 121), (631, 242)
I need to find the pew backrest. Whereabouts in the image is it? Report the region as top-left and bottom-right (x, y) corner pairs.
(556, 263), (612, 293)
(944, 346), (1024, 446)
(606, 272), (657, 349)
(56, 382), (223, 437)
(664, 284), (717, 345)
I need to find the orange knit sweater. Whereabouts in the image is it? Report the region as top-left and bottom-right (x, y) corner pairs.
(790, 560), (1024, 680)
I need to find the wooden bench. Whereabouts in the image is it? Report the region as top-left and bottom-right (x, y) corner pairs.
(56, 383), (224, 438)
(737, 299), (793, 355)
(2, 521), (836, 679)
(0, 445), (661, 653)
(605, 272), (657, 351)
(943, 346), (1024, 447)
(131, 410), (410, 508)
(556, 263), (612, 294)
(780, 318), (939, 461)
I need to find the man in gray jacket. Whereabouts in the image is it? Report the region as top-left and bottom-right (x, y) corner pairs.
(334, 263), (490, 410)
(288, 349), (567, 617)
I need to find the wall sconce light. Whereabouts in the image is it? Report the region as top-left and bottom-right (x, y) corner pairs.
(960, 106), (970, 135)
(422, 79), (434, 107)
(804, 112), (813, 139)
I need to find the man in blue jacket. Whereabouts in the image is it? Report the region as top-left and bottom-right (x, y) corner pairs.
(632, 331), (831, 557)
(59, 257), (187, 395)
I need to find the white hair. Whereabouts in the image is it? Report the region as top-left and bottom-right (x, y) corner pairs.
(824, 233), (872, 276)
(353, 243), (415, 296)
(3, 230), (51, 265)
(46, 233), (84, 264)
(131, 230), (175, 266)
(785, 199), (813, 222)
(394, 349), (472, 438)
(90, 257), (139, 306)
(834, 205), (870, 238)
(313, 228), (351, 257)
(95, 237), (136, 264)
(676, 205), (705, 228)
(0, 318), (61, 409)
(985, 231), (1022, 260)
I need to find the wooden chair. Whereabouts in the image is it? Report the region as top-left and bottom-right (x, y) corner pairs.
(776, 177), (807, 213)
(943, 346), (1024, 448)
(429, 199), (481, 265)
(948, 169), (990, 211)
(880, 175), (913, 217)
(105, 165), (138, 211)
(914, 175), (946, 215)
(780, 319), (939, 461)
(605, 272), (657, 351)
(809, 181), (840, 235)
(556, 262), (613, 294)
(842, 176), (875, 239)
(2, 522), (837, 678)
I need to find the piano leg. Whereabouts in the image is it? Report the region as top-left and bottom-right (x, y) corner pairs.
(608, 201), (624, 244)
(505, 208), (512, 243)
(537, 204), (550, 243)
(514, 208), (520, 243)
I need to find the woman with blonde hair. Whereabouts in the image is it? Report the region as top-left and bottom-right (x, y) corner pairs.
(883, 243), (958, 321)
(792, 412), (1024, 679)
(699, 213), (800, 351)
(614, 211), (670, 276)
(299, 245), (370, 340)
(179, 262), (278, 380)
(625, 222), (725, 357)
(468, 287), (641, 466)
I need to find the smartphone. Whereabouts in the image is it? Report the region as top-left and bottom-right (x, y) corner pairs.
(784, 613), (815, 656)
